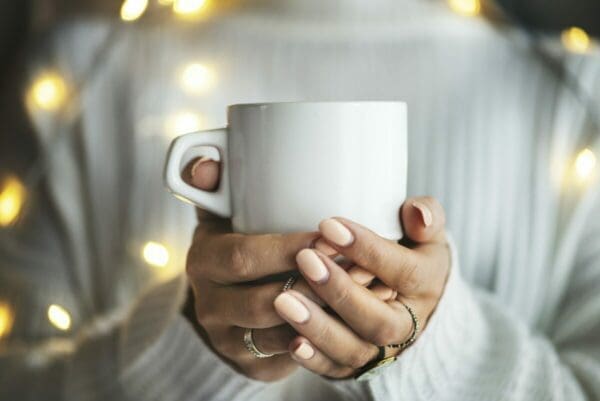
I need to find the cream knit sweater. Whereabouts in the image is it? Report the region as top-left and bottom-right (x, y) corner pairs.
(2, 1), (600, 400)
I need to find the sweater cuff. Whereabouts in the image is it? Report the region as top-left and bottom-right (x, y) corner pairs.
(368, 232), (485, 399)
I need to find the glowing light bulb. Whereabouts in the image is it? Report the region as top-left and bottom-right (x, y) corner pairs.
(448, 0), (481, 17)
(120, 0), (148, 21)
(47, 304), (72, 331)
(0, 175), (26, 227)
(173, 0), (208, 16)
(28, 71), (68, 112)
(0, 302), (14, 339)
(142, 241), (170, 268)
(561, 27), (591, 54)
(165, 111), (202, 137)
(179, 63), (215, 94)
(574, 148), (597, 182)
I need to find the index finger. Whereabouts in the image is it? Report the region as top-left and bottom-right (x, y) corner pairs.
(187, 230), (320, 284)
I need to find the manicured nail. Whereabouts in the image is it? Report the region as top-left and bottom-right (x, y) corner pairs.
(314, 239), (337, 256)
(190, 157), (211, 179)
(296, 249), (329, 283)
(293, 342), (315, 360)
(412, 201), (432, 227)
(372, 285), (395, 301)
(348, 266), (375, 285)
(319, 219), (354, 247)
(274, 293), (310, 324)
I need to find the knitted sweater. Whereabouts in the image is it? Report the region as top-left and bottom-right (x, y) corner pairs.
(2, 1), (600, 400)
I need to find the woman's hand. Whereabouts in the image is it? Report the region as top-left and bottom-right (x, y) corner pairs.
(273, 197), (450, 379)
(183, 158), (399, 381)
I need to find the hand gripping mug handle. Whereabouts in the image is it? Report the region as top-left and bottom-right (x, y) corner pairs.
(163, 128), (231, 217)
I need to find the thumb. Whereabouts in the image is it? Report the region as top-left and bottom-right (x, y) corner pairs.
(182, 157), (220, 191)
(400, 196), (446, 244)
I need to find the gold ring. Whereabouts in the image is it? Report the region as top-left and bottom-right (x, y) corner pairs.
(386, 302), (420, 350)
(282, 275), (297, 292)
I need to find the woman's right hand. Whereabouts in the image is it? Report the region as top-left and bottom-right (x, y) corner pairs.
(182, 158), (395, 382)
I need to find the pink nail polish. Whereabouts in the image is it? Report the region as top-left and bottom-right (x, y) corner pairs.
(319, 219), (354, 247)
(412, 201), (433, 227)
(293, 342), (315, 360)
(274, 293), (310, 324)
(296, 249), (329, 283)
(314, 239), (337, 256)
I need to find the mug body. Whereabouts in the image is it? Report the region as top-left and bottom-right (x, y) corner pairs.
(227, 101), (407, 239)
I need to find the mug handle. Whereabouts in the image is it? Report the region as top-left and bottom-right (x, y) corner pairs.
(163, 128), (231, 217)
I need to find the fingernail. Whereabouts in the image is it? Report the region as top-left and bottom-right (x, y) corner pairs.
(314, 239), (337, 256)
(372, 286), (395, 301)
(412, 201), (432, 227)
(274, 293), (310, 324)
(348, 266), (375, 285)
(190, 157), (211, 179)
(319, 219), (354, 247)
(293, 342), (315, 360)
(296, 249), (329, 283)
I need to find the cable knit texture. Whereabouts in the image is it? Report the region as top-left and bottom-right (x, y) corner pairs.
(1, 1), (600, 400)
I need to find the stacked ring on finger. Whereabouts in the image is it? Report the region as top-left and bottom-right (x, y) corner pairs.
(243, 328), (275, 359)
(386, 302), (419, 350)
(282, 275), (297, 292)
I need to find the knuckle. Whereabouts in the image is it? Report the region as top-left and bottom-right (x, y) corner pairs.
(362, 241), (384, 267)
(229, 241), (255, 280)
(347, 348), (375, 370)
(372, 321), (401, 346)
(332, 285), (352, 307)
(398, 258), (422, 293)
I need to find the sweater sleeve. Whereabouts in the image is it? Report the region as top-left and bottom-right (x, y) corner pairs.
(368, 189), (600, 401)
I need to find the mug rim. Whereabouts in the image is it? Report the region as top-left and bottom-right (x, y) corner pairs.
(228, 100), (406, 110)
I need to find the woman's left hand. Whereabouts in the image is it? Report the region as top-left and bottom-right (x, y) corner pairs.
(273, 196), (450, 379)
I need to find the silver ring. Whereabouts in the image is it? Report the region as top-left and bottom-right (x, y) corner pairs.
(282, 275), (297, 292)
(243, 328), (274, 359)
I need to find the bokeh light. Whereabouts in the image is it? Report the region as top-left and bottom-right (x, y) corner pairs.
(574, 148), (597, 182)
(179, 63), (215, 94)
(142, 241), (170, 268)
(158, 0), (174, 5)
(173, 0), (208, 17)
(447, 0), (481, 17)
(561, 27), (591, 54)
(47, 304), (72, 331)
(0, 175), (26, 227)
(0, 302), (15, 340)
(28, 71), (68, 112)
(120, 0), (148, 21)
(165, 111), (203, 138)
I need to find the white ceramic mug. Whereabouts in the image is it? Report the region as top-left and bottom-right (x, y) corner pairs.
(164, 101), (407, 239)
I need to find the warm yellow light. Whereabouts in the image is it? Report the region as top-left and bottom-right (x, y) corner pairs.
(120, 0), (148, 21)
(28, 72), (68, 112)
(574, 148), (597, 182)
(561, 27), (591, 54)
(179, 63), (215, 94)
(47, 304), (72, 331)
(173, 0), (207, 16)
(142, 241), (170, 268)
(0, 302), (14, 339)
(158, 0), (174, 5)
(0, 175), (26, 227)
(448, 0), (481, 17)
(165, 111), (202, 137)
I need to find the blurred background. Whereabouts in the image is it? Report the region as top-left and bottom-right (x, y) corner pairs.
(0, 0), (598, 399)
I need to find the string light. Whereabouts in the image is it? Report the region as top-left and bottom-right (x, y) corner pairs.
(173, 0), (208, 17)
(0, 175), (26, 227)
(179, 63), (215, 94)
(120, 0), (148, 22)
(0, 302), (14, 339)
(574, 148), (597, 182)
(142, 241), (170, 268)
(27, 71), (68, 112)
(47, 304), (72, 331)
(561, 27), (591, 54)
(447, 0), (481, 17)
(165, 111), (203, 137)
